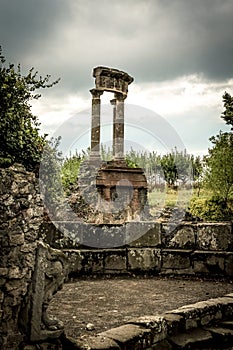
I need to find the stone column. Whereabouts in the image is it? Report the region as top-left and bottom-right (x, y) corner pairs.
(110, 98), (117, 157)
(90, 89), (103, 159)
(114, 93), (125, 161)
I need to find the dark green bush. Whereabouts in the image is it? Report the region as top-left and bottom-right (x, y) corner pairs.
(189, 195), (233, 221)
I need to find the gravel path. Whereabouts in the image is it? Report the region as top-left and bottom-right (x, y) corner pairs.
(48, 276), (233, 338)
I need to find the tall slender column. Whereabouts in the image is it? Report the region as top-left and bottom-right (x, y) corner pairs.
(114, 93), (125, 161)
(110, 98), (117, 158)
(90, 89), (103, 159)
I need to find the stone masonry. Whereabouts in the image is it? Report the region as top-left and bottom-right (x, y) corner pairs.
(0, 164), (67, 350)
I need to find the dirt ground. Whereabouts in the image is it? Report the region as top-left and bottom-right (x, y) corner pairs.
(48, 276), (233, 339)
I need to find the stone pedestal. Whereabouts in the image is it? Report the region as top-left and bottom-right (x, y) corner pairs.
(96, 161), (148, 223)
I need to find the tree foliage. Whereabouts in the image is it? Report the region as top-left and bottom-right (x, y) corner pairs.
(204, 132), (233, 203)
(189, 92), (233, 221)
(160, 149), (200, 188)
(0, 47), (59, 171)
(160, 153), (178, 187)
(222, 91), (233, 130)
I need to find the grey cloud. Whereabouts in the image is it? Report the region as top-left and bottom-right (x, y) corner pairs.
(1, 0), (233, 97)
(0, 0), (71, 57)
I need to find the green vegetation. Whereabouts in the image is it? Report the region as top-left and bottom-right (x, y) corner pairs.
(61, 150), (88, 188)
(188, 92), (233, 221)
(222, 92), (233, 130)
(0, 47), (59, 172)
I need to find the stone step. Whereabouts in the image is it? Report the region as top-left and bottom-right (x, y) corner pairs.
(169, 328), (213, 349)
(220, 321), (233, 330)
(205, 325), (233, 345)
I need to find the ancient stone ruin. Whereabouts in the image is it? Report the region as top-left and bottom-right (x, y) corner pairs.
(80, 67), (148, 223)
(1, 68), (233, 350)
(0, 164), (68, 350)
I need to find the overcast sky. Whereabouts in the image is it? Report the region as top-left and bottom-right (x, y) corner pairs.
(1, 0), (233, 156)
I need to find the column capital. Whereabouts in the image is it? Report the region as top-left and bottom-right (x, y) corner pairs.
(110, 98), (116, 106)
(114, 92), (126, 102)
(90, 88), (103, 99)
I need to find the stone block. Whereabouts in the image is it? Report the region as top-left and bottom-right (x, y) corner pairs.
(161, 249), (192, 270)
(101, 324), (151, 349)
(69, 334), (120, 349)
(82, 224), (126, 249)
(162, 313), (185, 336)
(66, 249), (106, 275)
(196, 223), (233, 251)
(63, 249), (83, 274)
(129, 315), (167, 343)
(170, 298), (223, 330)
(92, 250), (105, 273)
(9, 232), (24, 246)
(167, 223), (196, 249)
(225, 253), (233, 276)
(192, 251), (226, 275)
(126, 221), (161, 247)
(212, 296), (233, 318)
(8, 266), (26, 279)
(205, 326), (233, 349)
(170, 328), (213, 348)
(0, 268), (8, 276)
(151, 339), (173, 349)
(127, 248), (161, 272)
(104, 250), (126, 273)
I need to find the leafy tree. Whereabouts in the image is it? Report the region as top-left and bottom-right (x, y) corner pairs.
(160, 150), (194, 188)
(222, 92), (233, 130)
(0, 47), (59, 171)
(190, 155), (203, 196)
(172, 149), (193, 186)
(160, 153), (178, 188)
(204, 132), (233, 203)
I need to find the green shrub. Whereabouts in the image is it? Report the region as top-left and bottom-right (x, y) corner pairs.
(189, 196), (233, 221)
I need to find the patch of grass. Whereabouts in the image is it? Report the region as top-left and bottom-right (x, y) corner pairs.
(148, 187), (213, 214)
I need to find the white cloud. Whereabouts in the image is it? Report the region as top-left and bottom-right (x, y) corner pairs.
(128, 75), (233, 116)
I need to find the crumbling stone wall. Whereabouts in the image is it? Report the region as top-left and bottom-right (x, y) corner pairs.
(0, 164), (67, 350)
(0, 164), (43, 349)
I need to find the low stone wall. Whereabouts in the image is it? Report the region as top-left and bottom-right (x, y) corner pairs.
(65, 248), (233, 278)
(41, 221), (233, 277)
(64, 293), (233, 349)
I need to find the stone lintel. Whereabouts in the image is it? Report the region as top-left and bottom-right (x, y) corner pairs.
(93, 66), (134, 97)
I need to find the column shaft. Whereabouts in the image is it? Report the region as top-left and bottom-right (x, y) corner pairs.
(90, 89), (103, 159)
(110, 98), (117, 158)
(114, 93), (125, 161)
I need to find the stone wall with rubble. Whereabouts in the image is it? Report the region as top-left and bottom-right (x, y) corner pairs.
(41, 221), (233, 278)
(0, 164), (67, 350)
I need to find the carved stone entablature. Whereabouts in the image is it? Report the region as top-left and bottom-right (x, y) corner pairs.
(93, 66), (134, 97)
